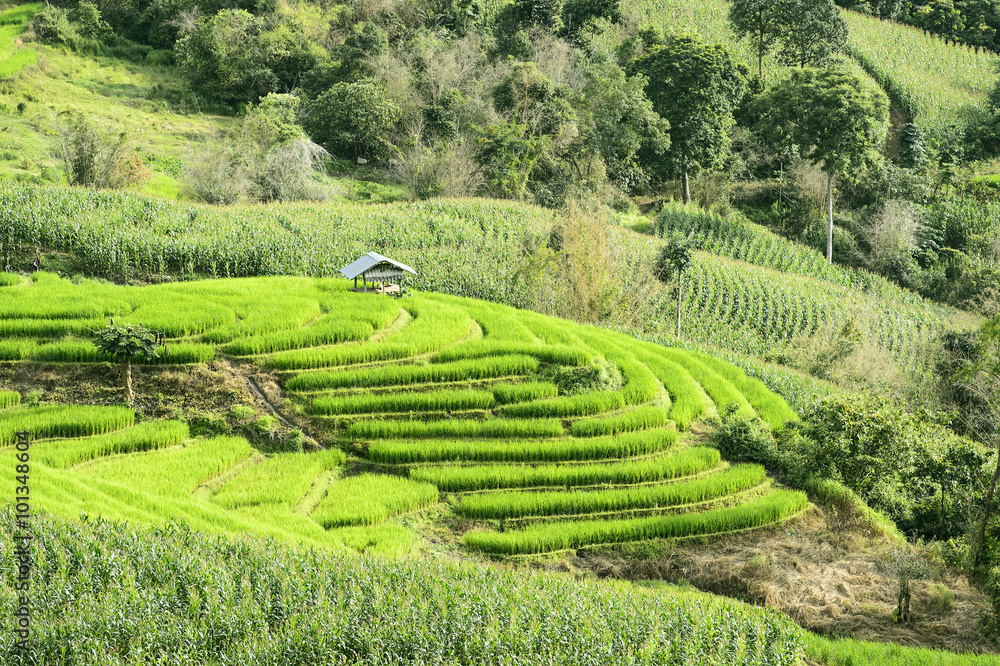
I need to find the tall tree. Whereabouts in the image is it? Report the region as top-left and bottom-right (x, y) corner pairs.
(654, 233), (694, 338)
(631, 34), (744, 204)
(754, 65), (888, 263)
(777, 0), (849, 68)
(729, 0), (783, 79)
(957, 314), (1000, 565)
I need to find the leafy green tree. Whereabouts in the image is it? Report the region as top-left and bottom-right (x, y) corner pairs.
(957, 314), (1000, 564)
(913, 0), (967, 39)
(729, 0), (783, 79)
(492, 62), (576, 138)
(776, 0), (849, 68)
(174, 9), (278, 108)
(632, 34), (745, 203)
(473, 120), (549, 200)
(305, 80), (401, 161)
(754, 65), (888, 263)
(336, 21), (388, 82)
(654, 232), (694, 337)
(93, 321), (159, 404)
(572, 62), (670, 194)
(559, 0), (622, 43)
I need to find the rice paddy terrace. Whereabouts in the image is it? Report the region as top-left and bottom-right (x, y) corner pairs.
(0, 272), (808, 557)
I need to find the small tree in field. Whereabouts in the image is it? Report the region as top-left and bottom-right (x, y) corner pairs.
(94, 322), (158, 404)
(654, 233), (694, 338)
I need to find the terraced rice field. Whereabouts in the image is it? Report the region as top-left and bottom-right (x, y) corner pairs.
(0, 273), (808, 555)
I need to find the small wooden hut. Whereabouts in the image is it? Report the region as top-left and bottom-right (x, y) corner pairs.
(340, 252), (417, 294)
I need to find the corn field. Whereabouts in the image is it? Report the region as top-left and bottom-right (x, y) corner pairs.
(843, 9), (996, 137)
(0, 508), (807, 665)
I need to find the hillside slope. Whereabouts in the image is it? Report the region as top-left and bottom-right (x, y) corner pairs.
(0, 272), (806, 557)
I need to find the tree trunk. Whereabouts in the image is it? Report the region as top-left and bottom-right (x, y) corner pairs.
(122, 359), (134, 404)
(682, 172), (690, 205)
(976, 441), (1000, 566)
(826, 171), (834, 264)
(675, 272), (683, 338)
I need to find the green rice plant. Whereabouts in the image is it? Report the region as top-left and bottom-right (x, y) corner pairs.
(34, 420), (190, 468)
(574, 329), (661, 405)
(0, 272), (18, 286)
(0, 4), (42, 26)
(0, 404), (134, 445)
(33, 340), (107, 363)
(369, 427), (678, 464)
(143, 343), (216, 365)
(268, 298), (471, 370)
(500, 390), (625, 418)
(660, 348), (755, 418)
(213, 449), (346, 508)
(803, 633), (1000, 666)
(410, 446), (720, 492)
(122, 289), (237, 337)
(459, 464), (766, 520)
(32, 340), (214, 365)
(434, 340), (592, 366)
(226, 319), (375, 355)
(631, 348), (710, 429)
(310, 389), (495, 415)
(290, 355), (539, 392)
(0, 390), (19, 409)
(0, 317), (105, 338)
(0, 338), (34, 360)
(0, 507), (807, 665)
(79, 436), (253, 496)
(463, 489), (810, 554)
(689, 351), (798, 429)
(492, 381), (559, 404)
(311, 473), (438, 527)
(571, 406), (670, 437)
(0, 47), (37, 79)
(348, 418), (565, 440)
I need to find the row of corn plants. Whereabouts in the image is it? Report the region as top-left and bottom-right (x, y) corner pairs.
(571, 405), (671, 437)
(409, 447), (720, 492)
(310, 474), (439, 527)
(0, 404), (134, 445)
(289, 355), (539, 392)
(212, 449), (346, 508)
(33, 420), (190, 469)
(0, 184), (549, 306)
(458, 465), (767, 520)
(368, 427), (679, 464)
(463, 489), (810, 554)
(653, 202), (925, 305)
(0, 508), (807, 665)
(348, 417), (565, 440)
(842, 9), (993, 137)
(311, 388), (496, 416)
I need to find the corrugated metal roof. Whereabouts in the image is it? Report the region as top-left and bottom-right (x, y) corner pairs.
(339, 252), (417, 279)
